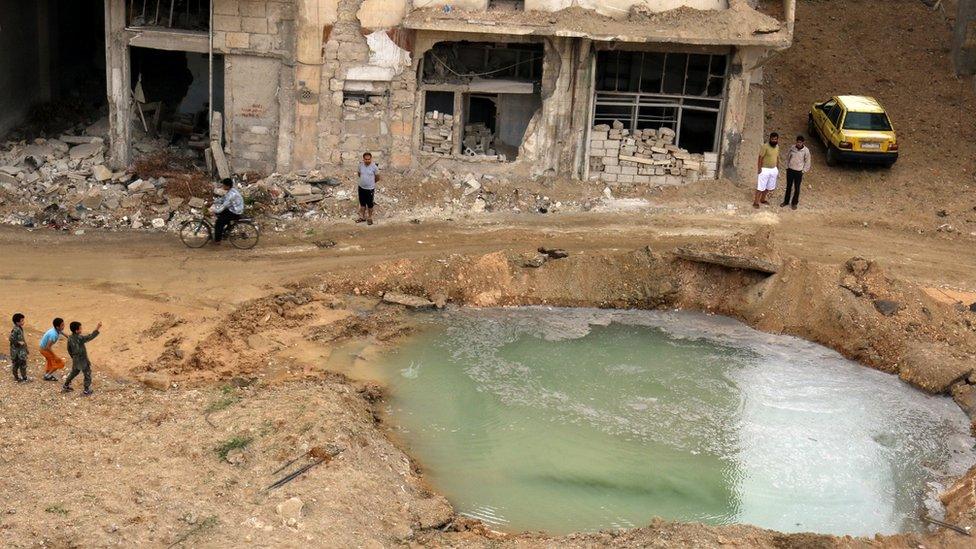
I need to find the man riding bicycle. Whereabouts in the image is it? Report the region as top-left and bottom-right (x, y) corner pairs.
(211, 177), (244, 245)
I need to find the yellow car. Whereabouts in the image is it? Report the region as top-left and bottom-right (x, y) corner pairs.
(808, 95), (898, 167)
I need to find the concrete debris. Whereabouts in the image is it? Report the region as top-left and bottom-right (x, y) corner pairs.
(275, 497), (304, 527)
(382, 292), (435, 309)
(673, 247), (780, 274)
(92, 165), (113, 181)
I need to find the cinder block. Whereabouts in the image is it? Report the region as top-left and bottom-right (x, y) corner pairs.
(242, 17), (268, 34)
(213, 0), (238, 16)
(591, 131), (609, 140)
(604, 165), (621, 174)
(634, 175), (651, 184)
(601, 173), (617, 182)
(224, 32), (250, 49)
(620, 166), (638, 175)
(213, 14), (241, 32)
(618, 174), (635, 183)
(603, 157), (618, 166)
(590, 140), (606, 149)
(239, 1), (267, 17)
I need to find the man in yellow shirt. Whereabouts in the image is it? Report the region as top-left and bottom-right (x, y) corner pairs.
(754, 132), (780, 208)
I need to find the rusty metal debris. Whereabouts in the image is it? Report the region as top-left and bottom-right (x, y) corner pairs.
(922, 516), (973, 536)
(264, 445), (344, 492)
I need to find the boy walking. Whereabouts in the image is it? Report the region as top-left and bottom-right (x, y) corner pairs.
(9, 313), (29, 382)
(63, 321), (101, 396)
(781, 135), (812, 210)
(39, 317), (67, 381)
(356, 152), (380, 226)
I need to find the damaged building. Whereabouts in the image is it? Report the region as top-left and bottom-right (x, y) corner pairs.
(1, 0), (795, 185)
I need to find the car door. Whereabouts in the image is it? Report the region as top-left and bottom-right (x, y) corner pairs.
(814, 99), (836, 141)
(822, 101), (844, 146)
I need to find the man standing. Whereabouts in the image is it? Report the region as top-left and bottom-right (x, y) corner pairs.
(356, 152), (379, 226)
(782, 135), (812, 210)
(211, 178), (244, 245)
(754, 132), (780, 208)
(39, 318), (67, 381)
(63, 321), (101, 396)
(9, 313), (29, 383)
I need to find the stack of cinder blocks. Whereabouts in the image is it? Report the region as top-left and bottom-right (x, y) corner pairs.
(462, 123), (495, 156)
(588, 120), (718, 185)
(422, 111), (453, 155)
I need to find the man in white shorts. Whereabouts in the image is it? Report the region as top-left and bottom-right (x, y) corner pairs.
(754, 132), (780, 209)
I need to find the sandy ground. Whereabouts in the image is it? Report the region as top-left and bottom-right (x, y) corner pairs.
(2, 0), (976, 547)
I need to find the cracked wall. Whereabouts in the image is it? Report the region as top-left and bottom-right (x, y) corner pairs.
(213, 0), (296, 174)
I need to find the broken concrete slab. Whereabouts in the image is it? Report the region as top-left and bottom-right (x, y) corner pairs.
(673, 247), (780, 274)
(188, 197), (206, 209)
(898, 344), (974, 394)
(68, 143), (104, 160)
(382, 292), (435, 309)
(92, 165), (113, 181)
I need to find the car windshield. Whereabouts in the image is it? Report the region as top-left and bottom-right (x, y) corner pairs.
(843, 111), (892, 131)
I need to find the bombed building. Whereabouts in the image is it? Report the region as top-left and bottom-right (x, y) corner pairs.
(1, 0), (795, 185)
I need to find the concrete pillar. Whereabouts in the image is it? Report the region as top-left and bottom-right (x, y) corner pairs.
(954, 0), (976, 76)
(104, 0), (130, 168)
(531, 37), (578, 177)
(719, 47), (768, 182)
(568, 39), (593, 180)
(292, 0), (326, 170)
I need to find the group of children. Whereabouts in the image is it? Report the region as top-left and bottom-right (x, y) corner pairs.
(8, 314), (102, 395)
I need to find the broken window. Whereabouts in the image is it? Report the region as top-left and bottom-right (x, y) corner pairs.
(419, 42), (543, 162)
(593, 50), (728, 153)
(129, 47), (224, 154)
(127, 0), (210, 31)
(423, 42), (543, 84)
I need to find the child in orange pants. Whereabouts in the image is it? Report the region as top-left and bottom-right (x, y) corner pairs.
(38, 318), (67, 381)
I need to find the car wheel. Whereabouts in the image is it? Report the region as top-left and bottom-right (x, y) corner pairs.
(825, 145), (839, 167)
(807, 115), (816, 140)
(882, 159), (896, 169)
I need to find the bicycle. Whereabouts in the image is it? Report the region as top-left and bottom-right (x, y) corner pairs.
(179, 215), (259, 249)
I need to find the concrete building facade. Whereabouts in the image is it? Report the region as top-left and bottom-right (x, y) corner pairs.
(4, 0), (795, 185)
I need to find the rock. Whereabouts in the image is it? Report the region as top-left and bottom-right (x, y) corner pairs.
(538, 247), (569, 259)
(899, 344), (975, 393)
(839, 276), (864, 296)
(288, 183), (313, 196)
(276, 497), (304, 526)
(845, 257), (871, 277)
(68, 143), (103, 160)
(411, 495), (453, 529)
(382, 292), (435, 309)
(431, 292), (448, 309)
(312, 239), (336, 248)
(519, 254), (547, 268)
(603, 187), (614, 200)
(137, 372), (170, 391)
(470, 197), (486, 213)
(188, 197), (206, 209)
(673, 247), (780, 275)
(151, 218), (166, 229)
(60, 134), (101, 145)
(92, 165), (112, 181)
(951, 383), (976, 419)
(104, 197), (120, 210)
(167, 197), (185, 209)
(225, 447), (247, 466)
(127, 179), (154, 193)
(611, 119), (624, 130)
(970, 302), (976, 313)
(81, 193), (103, 210)
(0, 172), (19, 187)
(873, 299), (902, 317)
(462, 178), (481, 196)
(936, 209), (948, 217)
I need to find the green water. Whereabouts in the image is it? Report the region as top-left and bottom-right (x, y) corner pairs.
(374, 308), (975, 536)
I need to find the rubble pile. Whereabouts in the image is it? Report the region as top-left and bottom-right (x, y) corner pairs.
(422, 110), (454, 155)
(462, 123), (506, 161)
(588, 121), (718, 186)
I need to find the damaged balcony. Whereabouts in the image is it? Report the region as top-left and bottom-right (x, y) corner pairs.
(404, 0), (795, 48)
(126, 0), (211, 53)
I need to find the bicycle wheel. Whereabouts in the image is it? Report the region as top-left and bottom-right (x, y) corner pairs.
(228, 221), (259, 249)
(180, 219), (212, 248)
